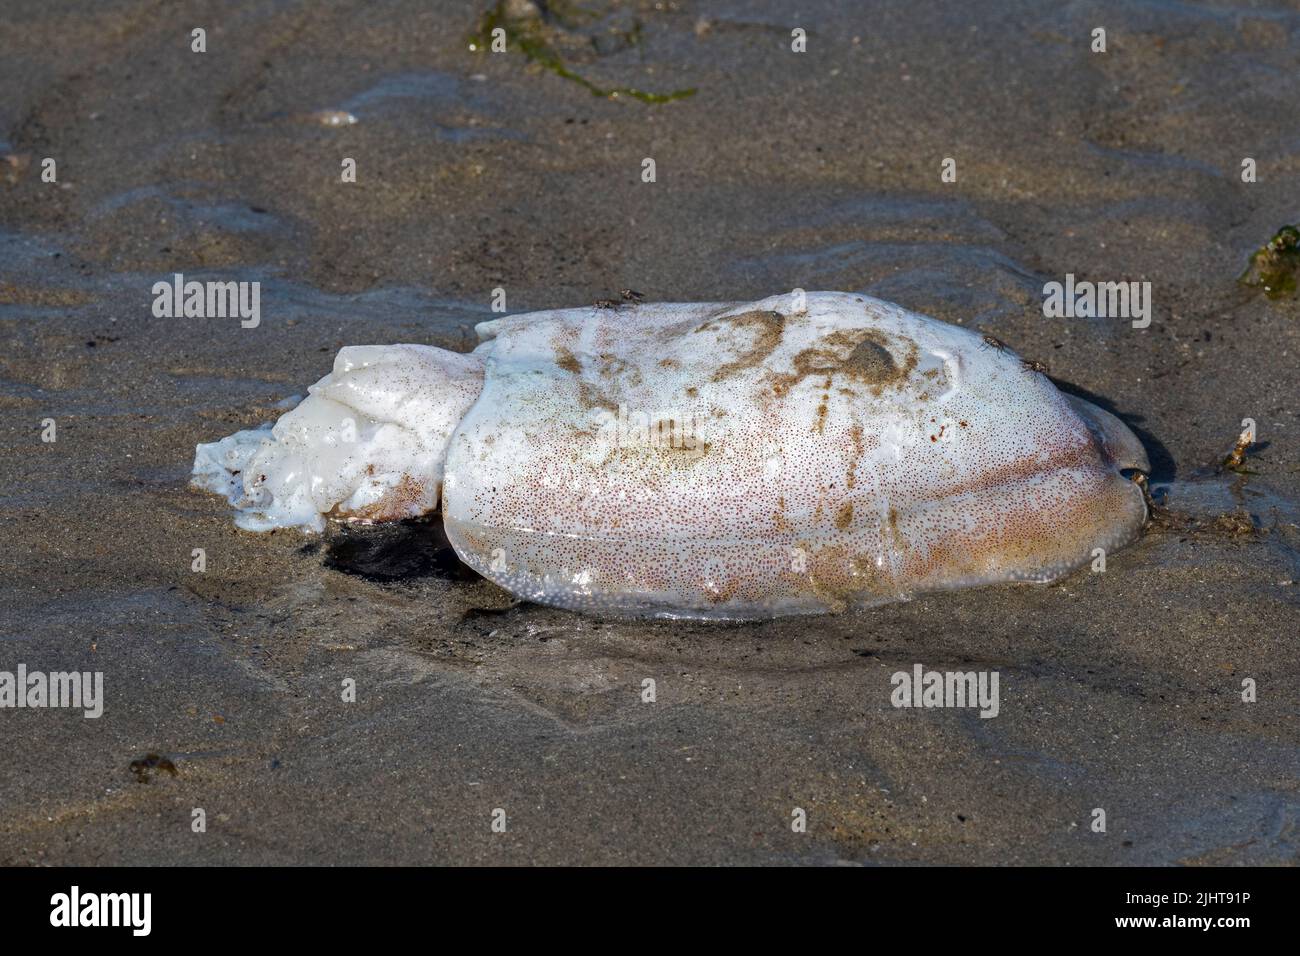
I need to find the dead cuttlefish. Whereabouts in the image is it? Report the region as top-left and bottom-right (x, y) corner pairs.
(192, 292), (1149, 619)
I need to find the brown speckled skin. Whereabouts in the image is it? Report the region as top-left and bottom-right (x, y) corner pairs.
(442, 293), (1149, 619)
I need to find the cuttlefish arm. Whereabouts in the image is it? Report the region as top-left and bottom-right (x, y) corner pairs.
(192, 344), (484, 531)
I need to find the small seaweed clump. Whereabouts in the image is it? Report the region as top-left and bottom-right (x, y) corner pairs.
(129, 753), (178, 783)
(468, 0), (696, 104)
(1239, 225), (1299, 299)
(1222, 423), (1256, 474)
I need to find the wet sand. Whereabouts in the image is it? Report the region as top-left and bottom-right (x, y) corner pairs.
(1, 0), (1298, 864)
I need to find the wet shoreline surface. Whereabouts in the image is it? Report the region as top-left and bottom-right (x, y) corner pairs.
(1, 0), (1298, 864)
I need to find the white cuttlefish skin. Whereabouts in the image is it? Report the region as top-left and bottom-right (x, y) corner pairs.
(193, 292), (1149, 619)
(193, 344), (483, 532)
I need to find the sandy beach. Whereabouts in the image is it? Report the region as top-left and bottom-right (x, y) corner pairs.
(1, 0), (1297, 865)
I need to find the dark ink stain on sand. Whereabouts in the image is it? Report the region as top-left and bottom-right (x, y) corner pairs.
(323, 518), (481, 583)
(458, 601), (527, 623)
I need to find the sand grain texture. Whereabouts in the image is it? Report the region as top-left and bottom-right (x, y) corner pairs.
(0, 0), (1297, 865)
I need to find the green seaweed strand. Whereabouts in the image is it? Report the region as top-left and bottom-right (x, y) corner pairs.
(1239, 224), (1299, 300)
(469, 5), (696, 105)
